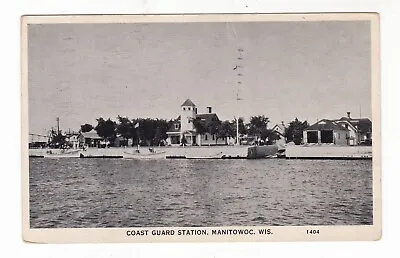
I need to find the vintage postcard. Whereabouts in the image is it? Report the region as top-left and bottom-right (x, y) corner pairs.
(21, 13), (381, 243)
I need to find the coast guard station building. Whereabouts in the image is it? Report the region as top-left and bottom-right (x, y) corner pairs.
(166, 99), (228, 146)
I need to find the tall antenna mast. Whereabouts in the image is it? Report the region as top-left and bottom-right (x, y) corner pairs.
(235, 48), (244, 145)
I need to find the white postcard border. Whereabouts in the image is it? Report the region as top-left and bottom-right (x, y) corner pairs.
(21, 13), (381, 243)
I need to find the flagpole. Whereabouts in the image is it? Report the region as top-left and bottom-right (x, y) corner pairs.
(134, 122), (140, 151)
(236, 117), (239, 145)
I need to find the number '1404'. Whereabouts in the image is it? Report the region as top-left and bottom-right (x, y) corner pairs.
(306, 229), (320, 234)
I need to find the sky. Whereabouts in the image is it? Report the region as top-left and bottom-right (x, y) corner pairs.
(28, 21), (371, 135)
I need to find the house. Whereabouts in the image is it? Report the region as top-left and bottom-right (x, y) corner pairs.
(303, 112), (372, 146)
(166, 116), (181, 145)
(271, 122), (286, 146)
(65, 132), (80, 149)
(28, 133), (49, 148)
(303, 119), (349, 145)
(195, 112), (228, 146)
(78, 129), (103, 147)
(166, 99), (228, 146)
(333, 112), (372, 145)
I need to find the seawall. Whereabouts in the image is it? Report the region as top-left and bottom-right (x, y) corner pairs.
(29, 145), (279, 159)
(285, 145), (373, 159)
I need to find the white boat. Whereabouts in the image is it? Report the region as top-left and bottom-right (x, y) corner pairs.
(123, 148), (166, 160)
(43, 149), (81, 158)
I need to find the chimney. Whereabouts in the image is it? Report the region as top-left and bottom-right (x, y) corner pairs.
(207, 107), (212, 114)
(347, 111), (351, 118)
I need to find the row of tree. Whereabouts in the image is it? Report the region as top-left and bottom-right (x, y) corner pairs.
(192, 115), (281, 145)
(80, 115), (309, 146)
(81, 116), (171, 146)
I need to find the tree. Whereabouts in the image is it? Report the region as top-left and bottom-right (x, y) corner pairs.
(80, 123), (93, 133)
(207, 118), (222, 144)
(193, 117), (208, 135)
(49, 128), (66, 148)
(284, 118), (309, 145)
(137, 118), (154, 146)
(152, 119), (169, 145)
(231, 117), (248, 136)
(248, 115), (270, 138)
(261, 129), (281, 145)
(135, 118), (169, 146)
(95, 117), (116, 143)
(217, 120), (235, 143)
(116, 116), (132, 139)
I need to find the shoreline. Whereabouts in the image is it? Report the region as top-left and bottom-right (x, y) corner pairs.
(28, 145), (373, 160)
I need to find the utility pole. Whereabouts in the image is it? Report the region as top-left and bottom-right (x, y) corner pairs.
(56, 117), (60, 134)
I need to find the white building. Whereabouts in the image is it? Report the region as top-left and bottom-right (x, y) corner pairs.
(166, 99), (227, 146)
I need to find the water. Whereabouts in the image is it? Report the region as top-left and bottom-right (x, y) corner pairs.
(29, 158), (373, 228)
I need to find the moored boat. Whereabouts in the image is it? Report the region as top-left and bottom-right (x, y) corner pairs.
(43, 149), (81, 158)
(123, 149), (166, 160)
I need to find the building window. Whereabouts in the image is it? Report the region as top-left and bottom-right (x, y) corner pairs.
(175, 124), (179, 129)
(212, 135), (215, 140)
(183, 107), (186, 111)
(205, 134), (208, 141)
(188, 107), (191, 110)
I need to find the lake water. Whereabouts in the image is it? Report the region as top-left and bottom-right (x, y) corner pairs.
(29, 158), (373, 228)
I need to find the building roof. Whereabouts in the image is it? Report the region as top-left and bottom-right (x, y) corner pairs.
(195, 113), (220, 125)
(81, 129), (102, 139)
(181, 99), (196, 107)
(166, 116), (181, 133)
(271, 124), (285, 136)
(272, 124), (285, 132)
(334, 117), (372, 133)
(167, 122), (180, 133)
(306, 119), (349, 131)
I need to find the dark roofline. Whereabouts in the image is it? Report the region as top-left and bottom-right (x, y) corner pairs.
(181, 99), (196, 107)
(306, 119), (349, 131)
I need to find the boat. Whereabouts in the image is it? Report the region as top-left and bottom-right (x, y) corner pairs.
(43, 149), (81, 158)
(79, 153), (123, 158)
(276, 149), (286, 159)
(123, 148), (166, 160)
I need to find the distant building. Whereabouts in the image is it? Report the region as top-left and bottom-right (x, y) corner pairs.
(333, 112), (372, 145)
(28, 133), (49, 148)
(78, 129), (103, 147)
(166, 99), (228, 146)
(303, 112), (372, 146)
(271, 122), (286, 146)
(303, 119), (349, 145)
(65, 132), (80, 149)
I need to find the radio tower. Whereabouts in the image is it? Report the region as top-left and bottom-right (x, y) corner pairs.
(235, 48), (244, 145)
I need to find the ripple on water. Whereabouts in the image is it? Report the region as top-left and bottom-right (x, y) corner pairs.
(29, 159), (373, 228)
